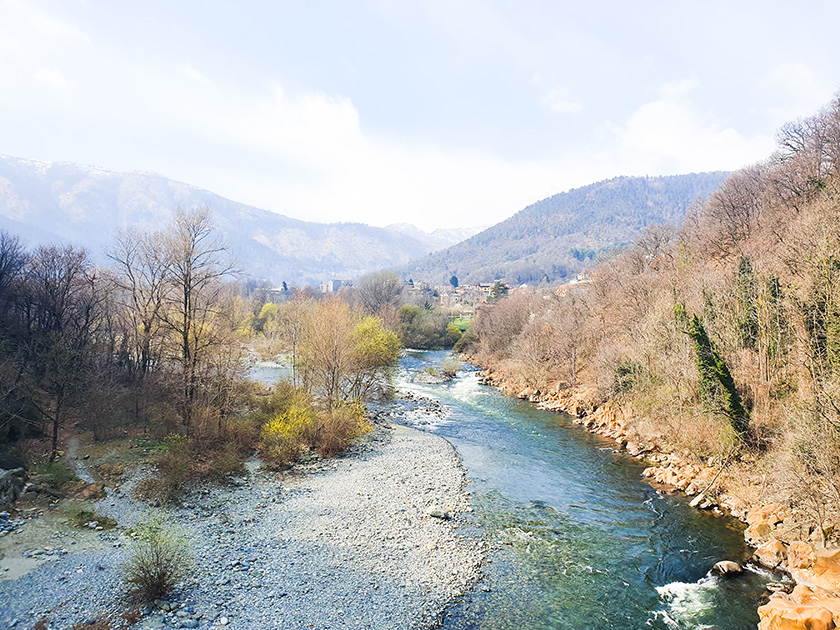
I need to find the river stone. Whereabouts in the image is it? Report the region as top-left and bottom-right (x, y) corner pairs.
(712, 560), (742, 576)
(754, 538), (788, 569)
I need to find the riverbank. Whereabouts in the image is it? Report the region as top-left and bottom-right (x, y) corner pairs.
(476, 365), (840, 629)
(0, 421), (484, 630)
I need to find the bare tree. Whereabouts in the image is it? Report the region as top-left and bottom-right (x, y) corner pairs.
(21, 245), (103, 459)
(357, 271), (403, 316)
(159, 207), (236, 433)
(108, 227), (172, 423)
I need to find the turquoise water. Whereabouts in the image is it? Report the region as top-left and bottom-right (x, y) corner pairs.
(396, 350), (773, 630)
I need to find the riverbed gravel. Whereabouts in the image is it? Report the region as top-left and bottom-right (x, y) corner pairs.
(0, 418), (484, 630)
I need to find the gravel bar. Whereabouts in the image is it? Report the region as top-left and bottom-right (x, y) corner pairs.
(0, 422), (484, 630)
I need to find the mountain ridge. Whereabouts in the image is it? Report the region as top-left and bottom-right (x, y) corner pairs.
(0, 155), (479, 286)
(394, 172), (731, 285)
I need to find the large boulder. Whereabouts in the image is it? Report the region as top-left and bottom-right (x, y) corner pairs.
(790, 546), (840, 592)
(712, 560), (743, 576)
(746, 504), (786, 545)
(0, 468), (27, 508)
(755, 538), (789, 570)
(759, 585), (840, 630)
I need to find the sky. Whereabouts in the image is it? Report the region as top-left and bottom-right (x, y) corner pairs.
(1, 1), (839, 231)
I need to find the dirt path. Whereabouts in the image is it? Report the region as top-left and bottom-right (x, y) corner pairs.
(67, 437), (95, 483)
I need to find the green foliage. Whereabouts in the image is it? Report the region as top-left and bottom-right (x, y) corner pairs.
(736, 256), (758, 349)
(803, 255), (840, 374)
(30, 459), (80, 490)
(122, 516), (191, 602)
(259, 389), (370, 466)
(352, 316), (401, 367)
(449, 275), (458, 288)
(569, 247), (598, 262)
(451, 317), (472, 332)
(261, 402), (317, 468)
(682, 311), (750, 440)
(453, 327), (479, 353)
(399, 305), (454, 349)
(445, 323), (463, 345)
(612, 361), (643, 395)
(488, 282), (509, 303)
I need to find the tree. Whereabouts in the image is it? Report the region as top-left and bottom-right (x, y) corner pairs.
(108, 227), (172, 423)
(301, 299), (400, 409)
(0, 232), (29, 443)
(21, 245), (103, 459)
(677, 305), (750, 441)
(357, 271), (403, 315)
(348, 316), (401, 400)
(159, 207), (236, 433)
(487, 281), (509, 303)
(449, 275), (458, 289)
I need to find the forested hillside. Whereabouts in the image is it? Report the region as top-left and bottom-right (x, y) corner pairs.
(396, 172), (729, 285)
(465, 94), (840, 541)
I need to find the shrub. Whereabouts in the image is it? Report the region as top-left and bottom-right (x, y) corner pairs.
(440, 356), (463, 378)
(136, 433), (249, 503)
(453, 327), (479, 354)
(316, 400), (371, 458)
(122, 516), (190, 602)
(30, 459), (80, 490)
(260, 403), (318, 468)
(445, 323), (463, 346)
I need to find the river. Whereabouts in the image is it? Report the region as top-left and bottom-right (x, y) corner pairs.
(395, 350), (775, 630)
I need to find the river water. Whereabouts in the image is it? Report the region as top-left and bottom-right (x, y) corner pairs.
(395, 350), (774, 630)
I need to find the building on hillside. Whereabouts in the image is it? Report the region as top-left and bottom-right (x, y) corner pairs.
(319, 279), (346, 293)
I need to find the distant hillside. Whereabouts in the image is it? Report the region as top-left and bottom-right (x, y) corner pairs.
(395, 172), (730, 285)
(0, 156), (472, 286)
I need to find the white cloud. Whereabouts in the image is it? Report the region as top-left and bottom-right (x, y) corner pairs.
(760, 62), (834, 127)
(600, 79), (774, 175)
(177, 62), (216, 90)
(540, 87), (583, 113)
(29, 9), (90, 43)
(33, 67), (68, 89)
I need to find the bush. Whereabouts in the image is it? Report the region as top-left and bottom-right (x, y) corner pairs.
(135, 434), (247, 504)
(453, 327), (479, 354)
(260, 403), (318, 468)
(122, 517), (190, 602)
(440, 356), (463, 378)
(316, 401), (371, 458)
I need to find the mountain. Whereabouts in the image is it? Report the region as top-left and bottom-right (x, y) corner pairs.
(0, 156), (470, 286)
(394, 172), (730, 285)
(383, 223), (487, 253)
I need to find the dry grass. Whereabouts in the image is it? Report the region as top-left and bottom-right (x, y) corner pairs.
(135, 435), (249, 504)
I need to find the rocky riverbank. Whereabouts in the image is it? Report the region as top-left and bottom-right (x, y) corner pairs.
(477, 367), (840, 630)
(0, 421), (484, 630)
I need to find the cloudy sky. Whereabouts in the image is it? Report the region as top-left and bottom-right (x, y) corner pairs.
(1, 1), (838, 230)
